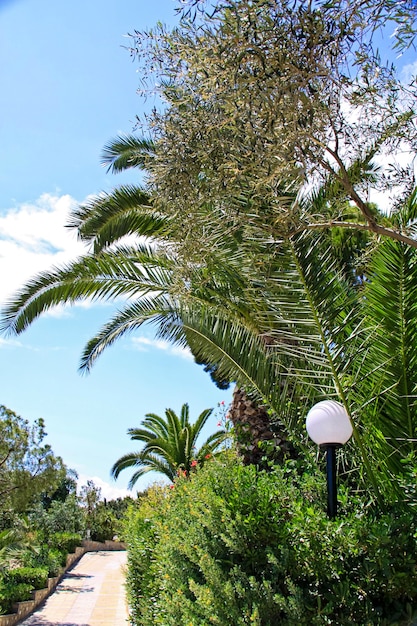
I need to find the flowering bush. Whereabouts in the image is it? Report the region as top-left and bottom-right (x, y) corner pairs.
(124, 452), (417, 625)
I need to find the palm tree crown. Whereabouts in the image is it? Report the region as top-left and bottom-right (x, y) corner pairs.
(111, 403), (228, 488)
(2, 131), (417, 502)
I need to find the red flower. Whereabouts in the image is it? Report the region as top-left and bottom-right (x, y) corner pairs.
(191, 460), (198, 467)
(205, 454), (211, 459)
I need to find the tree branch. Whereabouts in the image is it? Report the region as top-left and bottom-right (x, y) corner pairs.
(290, 220), (417, 249)
(320, 148), (379, 228)
(0, 448), (13, 469)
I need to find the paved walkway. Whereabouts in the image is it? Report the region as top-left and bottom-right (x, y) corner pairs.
(19, 551), (129, 626)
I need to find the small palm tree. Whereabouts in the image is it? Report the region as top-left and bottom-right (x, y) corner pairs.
(111, 403), (228, 488)
(0, 517), (38, 571)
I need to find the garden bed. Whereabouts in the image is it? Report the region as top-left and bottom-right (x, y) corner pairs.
(0, 540), (126, 626)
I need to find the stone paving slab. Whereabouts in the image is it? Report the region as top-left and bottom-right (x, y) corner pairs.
(19, 551), (129, 626)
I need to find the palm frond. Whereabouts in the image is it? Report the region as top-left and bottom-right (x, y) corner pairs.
(189, 408), (213, 444)
(164, 408), (183, 462)
(1, 248), (176, 336)
(79, 297), (178, 372)
(360, 233), (417, 466)
(197, 430), (229, 456)
(394, 187), (417, 232)
(139, 413), (171, 439)
(299, 149), (379, 221)
(141, 439), (178, 468)
(126, 428), (158, 443)
(101, 135), (156, 174)
(179, 403), (190, 429)
(126, 453), (174, 488)
(111, 452), (144, 479)
(68, 186), (171, 253)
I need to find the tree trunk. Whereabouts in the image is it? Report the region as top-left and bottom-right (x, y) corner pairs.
(228, 387), (298, 467)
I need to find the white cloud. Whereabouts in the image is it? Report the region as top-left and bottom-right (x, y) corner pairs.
(0, 336), (26, 348)
(77, 474), (131, 501)
(0, 193), (87, 306)
(131, 336), (193, 360)
(369, 146), (417, 214)
(401, 60), (417, 84)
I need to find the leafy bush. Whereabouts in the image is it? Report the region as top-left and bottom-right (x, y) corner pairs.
(88, 506), (118, 542)
(3, 566), (48, 590)
(29, 496), (84, 537)
(22, 545), (66, 577)
(0, 582), (33, 615)
(49, 532), (81, 555)
(124, 453), (417, 625)
(18, 530), (81, 578)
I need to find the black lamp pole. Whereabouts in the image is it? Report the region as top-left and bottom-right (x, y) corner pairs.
(325, 444), (338, 520)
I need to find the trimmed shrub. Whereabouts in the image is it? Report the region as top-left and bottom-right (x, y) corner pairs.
(0, 582), (33, 615)
(124, 453), (417, 626)
(3, 567), (48, 590)
(44, 548), (65, 576)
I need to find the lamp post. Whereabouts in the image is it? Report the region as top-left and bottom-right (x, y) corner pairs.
(306, 400), (353, 519)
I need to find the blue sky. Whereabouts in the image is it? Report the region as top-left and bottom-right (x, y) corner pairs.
(0, 0), (233, 498)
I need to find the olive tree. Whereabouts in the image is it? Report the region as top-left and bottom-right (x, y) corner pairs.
(123, 0), (416, 253)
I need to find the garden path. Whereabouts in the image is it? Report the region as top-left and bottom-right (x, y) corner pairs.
(18, 551), (129, 626)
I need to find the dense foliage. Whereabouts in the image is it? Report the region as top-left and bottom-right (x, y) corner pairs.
(0, 528), (81, 615)
(124, 453), (417, 626)
(0, 490), (130, 616)
(0, 405), (66, 516)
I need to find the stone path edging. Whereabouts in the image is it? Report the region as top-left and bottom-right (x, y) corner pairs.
(0, 540), (126, 626)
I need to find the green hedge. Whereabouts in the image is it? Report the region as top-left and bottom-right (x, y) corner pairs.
(3, 567), (48, 590)
(20, 531), (81, 578)
(0, 532), (82, 615)
(0, 582), (33, 615)
(124, 453), (417, 626)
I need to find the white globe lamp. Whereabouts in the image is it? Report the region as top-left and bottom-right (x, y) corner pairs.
(306, 400), (353, 446)
(306, 400), (353, 519)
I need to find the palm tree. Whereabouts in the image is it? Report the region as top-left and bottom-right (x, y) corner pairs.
(111, 404), (228, 488)
(0, 142), (304, 464)
(0, 517), (38, 570)
(2, 133), (417, 501)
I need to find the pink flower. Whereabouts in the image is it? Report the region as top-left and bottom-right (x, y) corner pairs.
(191, 460), (198, 467)
(217, 421), (222, 427)
(169, 484), (175, 489)
(220, 400), (225, 405)
(205, 454), (211, 459)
